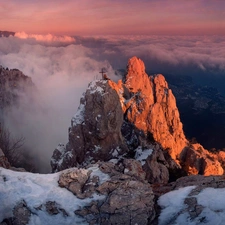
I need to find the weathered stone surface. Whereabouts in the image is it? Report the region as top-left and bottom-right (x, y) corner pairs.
(180, 144), (224, 176)
(121, 57), (187, 161)
(123, 158), (146, 181)
(12, 201), (31, 225)
(64, 162), (157, 225)
(58, 168), (95, 199)
(143, 144), (183, 184)
(45, 201), (68, 217)
(98, 179), (155, 225)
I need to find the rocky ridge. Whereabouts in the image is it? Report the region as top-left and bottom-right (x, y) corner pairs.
(0, 31), (15, 38)
(0, 66), (35, 171)
(52, 56), (224, 177)
(0, 66), (34, 110)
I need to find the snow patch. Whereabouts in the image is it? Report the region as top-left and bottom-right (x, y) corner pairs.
(56, 143), (66, 154)
(134, 146), (153, 165)
(88, 164), (110, 185)
(158, 186), (196, 225)
(72, 101), (85, 126)
(88, 80), (107, 95)
(0, 166), (109, 224)
(93, 145), (101, 153)
(194, 187), (225, 224)
(111, 147), (120, 157)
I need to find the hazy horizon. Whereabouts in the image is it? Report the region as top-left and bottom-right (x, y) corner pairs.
(1, 0), (225, 36)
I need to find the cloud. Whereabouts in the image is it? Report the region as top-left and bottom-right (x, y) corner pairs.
(1, 32), (225, 172)
(15, 32), (76, 43)
(0, 34), (119, 172)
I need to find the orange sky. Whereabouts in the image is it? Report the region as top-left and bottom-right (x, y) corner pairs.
(1, 0), (225, 35)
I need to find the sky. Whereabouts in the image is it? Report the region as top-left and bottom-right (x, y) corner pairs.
(1, 0), (225, 35)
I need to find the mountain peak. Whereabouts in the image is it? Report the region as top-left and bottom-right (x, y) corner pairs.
(51, 57), (224, 177)
(127, 56), (146, 74)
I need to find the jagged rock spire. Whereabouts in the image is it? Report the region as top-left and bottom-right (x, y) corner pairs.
(51, 56), (224, 176)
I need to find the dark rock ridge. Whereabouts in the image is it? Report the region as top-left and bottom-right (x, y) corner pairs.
(0, 65), (34, 110)
(52, 56), (224, 178)
(0, 65), (35, 171)
(0, 31), (15, 37)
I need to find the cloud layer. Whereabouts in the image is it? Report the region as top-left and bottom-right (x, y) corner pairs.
(0, 33), (225, 172)
(0, 34), (119, 172)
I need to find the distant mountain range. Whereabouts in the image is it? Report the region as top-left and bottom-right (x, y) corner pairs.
(0, 30), (15, 37)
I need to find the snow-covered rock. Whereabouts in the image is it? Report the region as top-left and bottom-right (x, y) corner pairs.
(157, 174), (225, 224)
(0, 162), (156, 225)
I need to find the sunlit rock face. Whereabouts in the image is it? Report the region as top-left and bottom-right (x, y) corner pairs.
(180, 143), (224, 176)
(120, 57), (187, 160)
(51, 56), (224, 176)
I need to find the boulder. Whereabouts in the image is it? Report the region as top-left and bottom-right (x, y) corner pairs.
(180, 144), (224, 176)
(70, 162), (156, 225)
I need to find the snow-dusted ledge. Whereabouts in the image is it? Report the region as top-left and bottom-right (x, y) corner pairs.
(0, 165), (109, 224)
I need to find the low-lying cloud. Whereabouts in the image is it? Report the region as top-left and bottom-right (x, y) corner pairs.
(15, 32), (76, 43)
(1, 32), (225, 172)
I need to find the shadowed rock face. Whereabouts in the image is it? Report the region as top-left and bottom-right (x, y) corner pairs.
(51, 80), (129, 172)
(69, 80), (128, 164)
(51, 56), (224, 177)
(0, 66), (34, 109)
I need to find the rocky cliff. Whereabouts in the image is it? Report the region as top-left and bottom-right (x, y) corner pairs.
(51, 56), (224, 177)
(0, 66), (35, 171)
(0, 66), (34, 110)
(119, 57), (187, 160)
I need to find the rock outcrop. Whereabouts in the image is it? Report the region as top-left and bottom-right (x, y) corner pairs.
(180, 143), (224, 176)
(120, 57), (187, 160)
(60, 162), (156, 225)
(51, 56), (224, 177)
(0, 66), (34, 109)
(0, 163), (156, 225)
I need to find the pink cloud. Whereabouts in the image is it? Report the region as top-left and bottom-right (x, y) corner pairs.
(15, 32), (76, 43)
